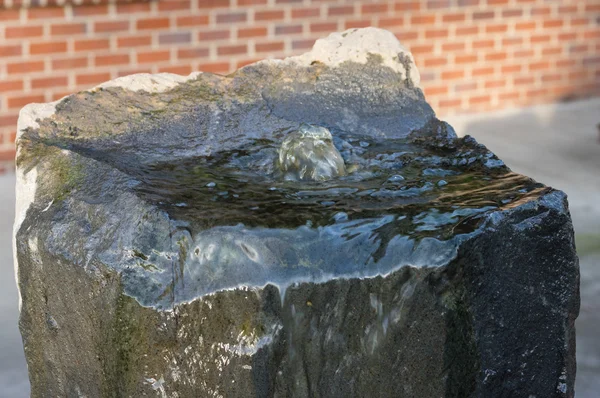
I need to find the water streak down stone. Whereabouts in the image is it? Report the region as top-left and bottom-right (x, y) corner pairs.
(14, 28), (579, 397)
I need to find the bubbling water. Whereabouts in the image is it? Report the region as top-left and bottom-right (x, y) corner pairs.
(276, 124), (346, 181)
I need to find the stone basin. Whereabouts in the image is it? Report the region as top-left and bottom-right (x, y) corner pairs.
(14, 28), (579, 397)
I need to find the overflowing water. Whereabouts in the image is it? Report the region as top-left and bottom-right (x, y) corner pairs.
(104, 125), (545, 308)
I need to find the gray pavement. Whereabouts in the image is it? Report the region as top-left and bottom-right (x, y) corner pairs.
(448, 97), (600, 398)
(0, 173), (29, 398)
(0, 98), (598, 397)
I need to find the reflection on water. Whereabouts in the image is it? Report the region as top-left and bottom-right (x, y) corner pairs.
(107, 131), (545, 308)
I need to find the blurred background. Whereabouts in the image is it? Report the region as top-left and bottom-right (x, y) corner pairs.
(0, 0), (598, 396)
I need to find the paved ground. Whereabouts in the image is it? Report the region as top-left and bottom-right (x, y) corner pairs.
(1, 98), (598, 396)
(447, 97), (600, 398)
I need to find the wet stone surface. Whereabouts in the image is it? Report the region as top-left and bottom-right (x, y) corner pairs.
(15, 29), (579, 398)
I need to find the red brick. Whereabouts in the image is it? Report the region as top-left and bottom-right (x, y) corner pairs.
(292, 8), (320, 19)
(530, 35), (551, 44)
(218, 44), (247, 56)
(529, 61), (551, 71)
(255, 10), (284, 21)
(158, 0), (191, 11)
(455, 26), (478, 36)
(0, 114), (19, 128)
(345, 20), (372, 29)
(515, 21), (537, 31)
(541, 73), (562, 82)
(472, 66), (495, 77)
(427, 0), (451, 9)
(362, 3), (388, 14)
(76, 72), (112, 86)
(239, 27), (268, 38)
(423, 57), (446, 67)
(177, 15), (209, 27)
(454, 82), (477, 92)
(197, 0), (230, 8)
(0, 81), (23, 92)
(7, 94), (45, 109)
(117, 35), (152, 48)
(0, 45), (22, 57)
(311, 22), (338, 33)
(513, 49), (535, 58)
(379, 17), (405, 28)
(531, 6), (551, 16)
(469, 95), (491, 105)
(472, 39), (495, 49)
(501, 64), (522, 73)
(485, 52), (507, 62)
(5, 26), (44, 39)
(569, 44), (588, 54)
(51, 92), (74, 101)
(199, 30), (230, 41)
(484, 80), (506, 89)
(137, 50), (171, 64)
(424, 85), (449, 95)
(239, 0), (267, 4)
(6, 61), (44, 75)
(95, 21), (130, 33)
(198, 62), (230, 74)
(28, 7), (65, 19)
(486, 24), (508, 34)
(116, 2), (152, 13)
(52, 57), (89, 71)
(558, 5), (578, 13)
(425, 29), (448, 39)
(442, 13), (465, 23)
(0, 9), (19, 21)
(502, 9), (523, 18)
(235, 58), (263, 69)
(256, 41), (284, 53)
(275, 25), (302, 35)
(395, 31), (419, 41)
(95, 54), (130, 67)
(502, 37), (523, 46)
(442, 70), (465, 80)
(0, 150), (16, 162)
(542, 47), (562, 56)
(74, 39), (109, 52)
(31, 76), (68, 89)
(410, 44), (434, 56)
(439, 98), (461, 108)
(394, 1), (421, 11)
(558, 32), (577, 41)
(411, 14), (436, 25)
(159, 32), (192, 45)
(584, 29), (600, 40)
(177, 48), (210, 59)
(292, 39), (315, 50)
(499, 92), (521, 102)
(30, 41), (67, 55)
(473, 11), (494, 20)
(216, 12), (247, 23)
(159, 65), (193, 75)
(455, 54), (478, 64)
(441, 42), (464, 52)
(50, 23), (87, 36)
(328, 6), (354, 16)
(72, 5), (108, 17)
(543, 20), (564, 29)
(116, 68), (152, 77)
(137, 18), (170, 30)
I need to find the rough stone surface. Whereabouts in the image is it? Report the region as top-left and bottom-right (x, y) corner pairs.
(14, 28), (579, 398)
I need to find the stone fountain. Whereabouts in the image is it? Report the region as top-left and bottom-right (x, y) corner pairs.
(14, 28), (579, 397)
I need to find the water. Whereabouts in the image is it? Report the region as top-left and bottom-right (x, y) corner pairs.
(102, 127), (545, 308)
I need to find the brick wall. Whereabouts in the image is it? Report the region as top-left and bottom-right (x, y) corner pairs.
(1, 0), (599, 172)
